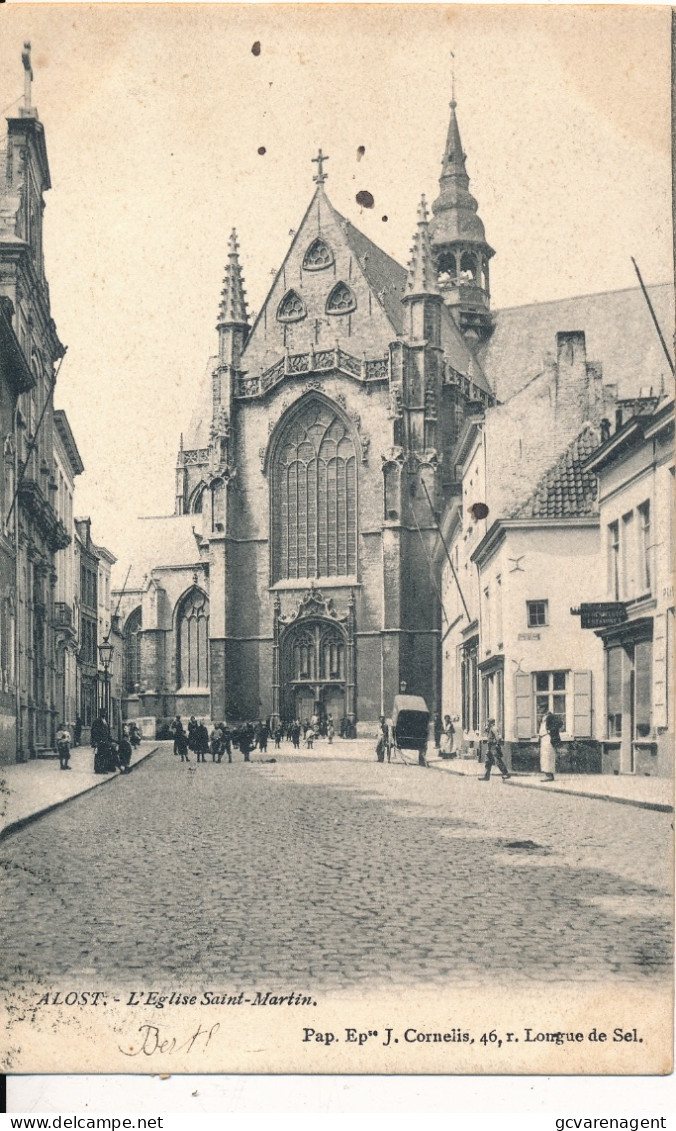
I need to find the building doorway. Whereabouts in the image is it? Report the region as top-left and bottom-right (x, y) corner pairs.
(280, 619), (346, 725)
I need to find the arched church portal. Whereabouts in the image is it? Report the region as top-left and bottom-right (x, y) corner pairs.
(279, 619), (348, 723)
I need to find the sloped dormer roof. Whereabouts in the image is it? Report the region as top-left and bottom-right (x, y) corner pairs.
(511, 425), (600, 520)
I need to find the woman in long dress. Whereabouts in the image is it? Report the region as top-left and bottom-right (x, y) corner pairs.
(440, 715), (455, 758)
(539, 711), (560, 781)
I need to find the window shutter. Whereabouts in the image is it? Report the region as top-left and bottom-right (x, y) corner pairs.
(514, 673), (532, 739)
(572, 670), (592, 737)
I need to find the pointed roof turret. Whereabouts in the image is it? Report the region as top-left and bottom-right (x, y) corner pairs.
(430, 100), (491, 249)
(406, 196), (441, 297)
(217, 229), (249, 328)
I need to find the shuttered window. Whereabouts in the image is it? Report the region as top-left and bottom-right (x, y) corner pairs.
(273, 401), (357, 581)
(514, 670), (593, 739)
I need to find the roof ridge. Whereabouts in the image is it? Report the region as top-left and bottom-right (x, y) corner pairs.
(493, 281), (673, 316)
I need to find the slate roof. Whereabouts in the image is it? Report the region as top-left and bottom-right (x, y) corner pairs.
(183, 355), (218, 450)
(112, 513), (203, 590)
(338, 206), (491, 392)
(339, 216), (408, 335)
(478, 283), (675, 403)
(511, 425), (600, 520)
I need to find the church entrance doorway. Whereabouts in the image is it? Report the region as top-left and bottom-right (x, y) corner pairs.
(280, 619), (346, 726)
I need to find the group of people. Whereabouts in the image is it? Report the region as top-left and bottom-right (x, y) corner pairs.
(278, 714), (336, 750)
(171, 716), (257, 763)
(54, 713), (141, 775)
(169, 713), (341, 763)
(374, 700), (562, 782)
(100, 714), (141, 774)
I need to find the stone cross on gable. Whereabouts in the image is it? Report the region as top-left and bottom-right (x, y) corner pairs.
(312, 148), (329, 185)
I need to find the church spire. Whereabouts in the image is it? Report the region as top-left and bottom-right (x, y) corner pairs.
(217, 229), (249, 370)
(429, 96), (495, 340)
(217, 229), (249, 329)
(406, 196), (440, 296)
(440, 99), (469, 190)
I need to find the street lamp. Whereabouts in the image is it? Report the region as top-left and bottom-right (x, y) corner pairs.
(98, 638), (114, 727)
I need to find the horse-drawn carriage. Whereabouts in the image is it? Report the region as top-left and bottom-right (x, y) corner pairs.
(388, 694), (430, 766)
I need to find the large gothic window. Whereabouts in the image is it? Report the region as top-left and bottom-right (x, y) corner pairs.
(177, 588), (210, 688)
(124, 607), (142, 694)
(272, 400), (357, 581)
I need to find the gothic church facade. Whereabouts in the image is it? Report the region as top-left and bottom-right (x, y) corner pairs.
(117, 101), (497, 729)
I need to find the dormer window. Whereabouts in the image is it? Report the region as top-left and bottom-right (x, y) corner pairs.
(277, 289), (307, 323)
(326, 282), (356, 315)
(303, 238), (334, 271)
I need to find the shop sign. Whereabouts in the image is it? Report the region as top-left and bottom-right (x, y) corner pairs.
(571, 603), (628, 629)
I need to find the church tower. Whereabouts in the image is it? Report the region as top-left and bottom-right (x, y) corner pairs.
(429, 98), (495, 340)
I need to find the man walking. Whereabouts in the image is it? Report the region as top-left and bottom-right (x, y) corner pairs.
(479, 718), (511, 781)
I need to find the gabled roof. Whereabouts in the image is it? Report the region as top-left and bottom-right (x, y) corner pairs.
(112, 513), (203, 590)
(511, 425), (600, 519)
(336, 211), (408, 334)
(478, 283), (675, 403)
(183, 355), (218, 450)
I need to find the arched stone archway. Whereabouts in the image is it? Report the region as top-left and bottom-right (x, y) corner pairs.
(279, 618), (347, 723)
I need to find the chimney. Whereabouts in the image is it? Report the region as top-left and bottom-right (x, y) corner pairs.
(556, 330), (587, 372)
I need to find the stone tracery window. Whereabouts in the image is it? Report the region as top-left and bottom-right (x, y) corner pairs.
(326, 282), (356, 315)
(288, 621), (345, 682)
(303, 238), (334, 271)
(177, 588), (209, 688)
(277, 289), (307, 323)
(124, 606), (142, 693)
(272, 399), (357, 581)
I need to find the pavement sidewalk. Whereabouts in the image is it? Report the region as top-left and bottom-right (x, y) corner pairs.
(0, 740), (161, 839)
(428, 753), (674, 812)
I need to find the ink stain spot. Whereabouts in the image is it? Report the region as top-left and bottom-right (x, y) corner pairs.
(357, 145), (366, 161)
(258, 146), (266, 156)
(382, 215), (389, 223)
(356, 190), (374, 210)
(251, 41), (261, 56)
(470, 502), (489, 521)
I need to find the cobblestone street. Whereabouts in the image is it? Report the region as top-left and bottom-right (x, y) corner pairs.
(1, 742), (672, 992)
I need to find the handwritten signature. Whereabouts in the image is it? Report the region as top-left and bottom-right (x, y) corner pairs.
(119, 1022), (220, 1057)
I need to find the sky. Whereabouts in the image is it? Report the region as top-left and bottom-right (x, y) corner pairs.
(0, 4), (672, 585)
